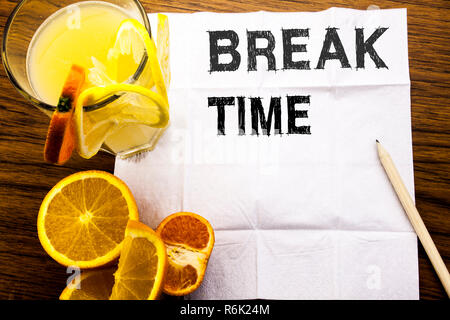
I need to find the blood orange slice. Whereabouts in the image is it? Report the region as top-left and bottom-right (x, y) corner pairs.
(44, 64), (85, 165)
(156, 212), (214, 296)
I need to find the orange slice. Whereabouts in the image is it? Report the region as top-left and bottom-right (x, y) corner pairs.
(110, 220), (167, 300)
(44, 64), (85, 165)
(37, 170), (139, 268)
(156, 212), (215, 296)
(60, 267), (115, 300)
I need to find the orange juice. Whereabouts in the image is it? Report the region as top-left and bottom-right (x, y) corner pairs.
(27, 1), (135, 106)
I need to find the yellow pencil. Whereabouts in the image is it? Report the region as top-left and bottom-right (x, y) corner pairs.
(376, 140), (450, 297)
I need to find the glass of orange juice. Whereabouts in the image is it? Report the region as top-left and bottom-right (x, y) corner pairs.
(2, 0), (170, 159)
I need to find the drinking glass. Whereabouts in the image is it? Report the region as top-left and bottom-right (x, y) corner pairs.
(2, 0), (168, 159)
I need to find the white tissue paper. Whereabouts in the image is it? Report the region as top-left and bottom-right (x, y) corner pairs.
(114, 8), (419, 299)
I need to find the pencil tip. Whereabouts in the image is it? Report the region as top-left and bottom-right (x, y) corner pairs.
(376, 139), (379, 143)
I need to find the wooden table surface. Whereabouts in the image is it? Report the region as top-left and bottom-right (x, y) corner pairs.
(0, 0), (448, 300)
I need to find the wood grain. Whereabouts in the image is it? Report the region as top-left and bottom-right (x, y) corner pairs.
(0, 0), (449, 300)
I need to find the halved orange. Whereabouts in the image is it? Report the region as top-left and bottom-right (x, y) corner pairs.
(156, 212), (215, 296)
(109, 220), (167, 300)
(60, 267), (115, 300)
(37, 170), (139, 269)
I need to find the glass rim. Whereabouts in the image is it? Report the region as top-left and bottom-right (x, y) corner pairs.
(1, 0), (152, 113)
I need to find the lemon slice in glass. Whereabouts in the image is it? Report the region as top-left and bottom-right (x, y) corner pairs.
(74, 84), (169, 159)
(157, 14), (170, 89)
(88, 19), (168, 100)
(76, 18), (170, 159)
